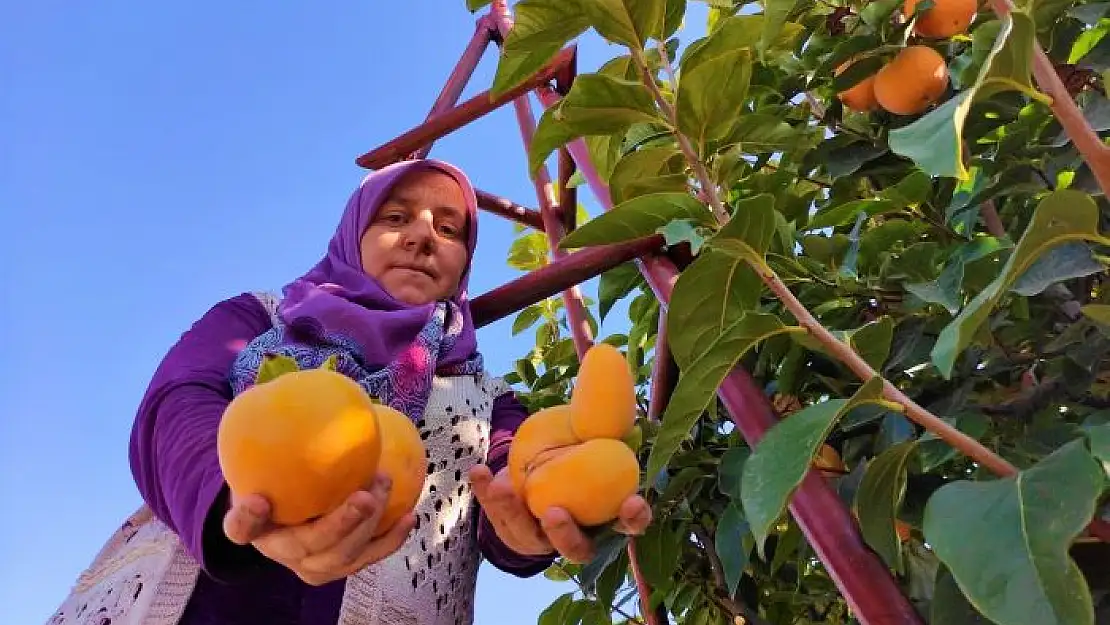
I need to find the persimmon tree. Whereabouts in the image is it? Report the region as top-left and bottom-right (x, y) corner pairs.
(467, 0), (1110, 623)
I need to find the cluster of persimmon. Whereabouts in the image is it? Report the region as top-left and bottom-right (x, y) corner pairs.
(836, 0), (977, 115)
(214, 342), (644, 534)
(508, 343), (642, 527)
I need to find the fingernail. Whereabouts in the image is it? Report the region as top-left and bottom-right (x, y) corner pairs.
(377, 474), (393, 489)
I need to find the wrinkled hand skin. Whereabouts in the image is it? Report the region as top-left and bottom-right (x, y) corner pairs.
(468, 464), (653, 564)
(222, 472), (417, 586)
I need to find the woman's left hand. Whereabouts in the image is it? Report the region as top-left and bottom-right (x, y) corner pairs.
(468, 464), (652, 564)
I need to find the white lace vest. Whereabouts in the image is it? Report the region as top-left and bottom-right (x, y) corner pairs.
(45, 293), (511, 625)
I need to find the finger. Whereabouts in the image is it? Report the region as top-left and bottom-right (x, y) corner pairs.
(469, 466), (550, 553)
(299, 474), (393, 573)
(223, 493), (272, 545)
(612, 495), (652, 536)
(343, 512), (418, 575)
(293, 488), (380, 555)
(540, 507), (595, 564)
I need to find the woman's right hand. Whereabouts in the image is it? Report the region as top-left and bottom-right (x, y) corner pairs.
(221, 473), (416, 586)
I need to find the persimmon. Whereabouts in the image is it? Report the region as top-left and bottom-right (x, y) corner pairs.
(873, 45), (949, 116)
(570, 342), (637, 440)
(835, 58), (880, 113)
(217, 355), (384, 526)
(371, 403), (428, 537)
(895, 519), (913, 542)
(904, 0), (977, 39)
(508, 343), (641, 527)
(813, 444), (846, 476)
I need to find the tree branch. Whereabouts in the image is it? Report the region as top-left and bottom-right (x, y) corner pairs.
(691, 525), (770, 625)
(632, 47), (730, 224)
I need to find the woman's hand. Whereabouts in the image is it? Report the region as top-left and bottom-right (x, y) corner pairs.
(469, 464), (652, 564)
(221, 473), (416, 586)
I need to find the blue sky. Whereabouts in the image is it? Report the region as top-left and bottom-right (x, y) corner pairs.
(0, 1), (710, 623)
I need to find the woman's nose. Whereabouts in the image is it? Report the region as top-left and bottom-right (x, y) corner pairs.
(402, 212), (436, 248)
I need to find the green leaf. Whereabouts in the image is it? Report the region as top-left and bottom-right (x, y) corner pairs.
(582, 0), (668, 48)
(758, 0), (800, 57)
(634, 520), (685, 587)
(559, 192), (713, 249)
(466, 0), (492, 10)
(538, 593), (578, 625)
(931, 189), (1110, 378)
(646, 312), (801, 483)
(719, 114), (822, 158)
(922, 439), (1101, 625)
(847, 316), (895, 371)
(256, 353), (301, 385)
(513, 305), (545, 336)
(705, 192), (779, 274)
(667, 250), (763, 370)
(1010, 241), (1105, 296)
(608, 145), (688, 204)
(854, 440), (918, 574)
(741, 377), (887, 557)
(714, 503), (750, 598)
(931, 566), (992, 624)
(508, 232), (550, 271)
(1082, 422), (1110, 477)
(597, 261), (644, 323)
(658, 219), (708, 254)
(529, 73), (662, 174)
(579, 531), (630, 588)
(808, 198), (898, 230)
(889, 9), (1043, 179)
(675, 18), (754, 152)
(718, 446), (750, 500)
(1081, 303), (1110, 326)
(490, 0), (589, 98)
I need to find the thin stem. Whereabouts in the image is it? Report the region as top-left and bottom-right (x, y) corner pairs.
(691, 526), (770, 625)
(761, 274), (1018, 476)
(632, 47), (730, 224)
(632, 37), (1021, 480)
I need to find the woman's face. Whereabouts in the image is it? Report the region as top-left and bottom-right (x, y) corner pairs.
(360, 168), (471, 305)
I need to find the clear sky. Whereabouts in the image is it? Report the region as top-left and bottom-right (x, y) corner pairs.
(0, 1), (709, 623)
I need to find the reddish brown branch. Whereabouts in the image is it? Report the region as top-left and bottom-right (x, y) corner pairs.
(355, 46), (574, 169)
(475, 189), (545, 230)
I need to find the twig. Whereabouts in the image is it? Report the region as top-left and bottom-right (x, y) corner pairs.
(961, 142), (1007, 238)
(691, 526), (770, 625)
(633, 47), (730, 224)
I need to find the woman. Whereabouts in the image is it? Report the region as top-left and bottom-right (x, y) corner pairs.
(47, 158), (651, 625)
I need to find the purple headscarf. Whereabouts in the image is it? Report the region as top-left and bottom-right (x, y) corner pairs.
(229, 159), (485, 420)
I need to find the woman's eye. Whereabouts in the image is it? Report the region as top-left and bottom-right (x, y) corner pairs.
(439, 224), (461, 237)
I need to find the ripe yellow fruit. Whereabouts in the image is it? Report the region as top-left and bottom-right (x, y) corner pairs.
(508, 343), (642, 527)
(904, 0), (977, 39)
(217, 365), (383, 526)
(570, 342), (637, 440)
(874, 45), (949, 116)
(371, 403), (428, 537)
(521, 438), (640, 527)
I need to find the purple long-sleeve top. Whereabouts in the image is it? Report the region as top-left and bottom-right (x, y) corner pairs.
(128, 293), (554, 625)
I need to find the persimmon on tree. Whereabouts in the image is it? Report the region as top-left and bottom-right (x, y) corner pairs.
(465, 0), (1110, 623)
